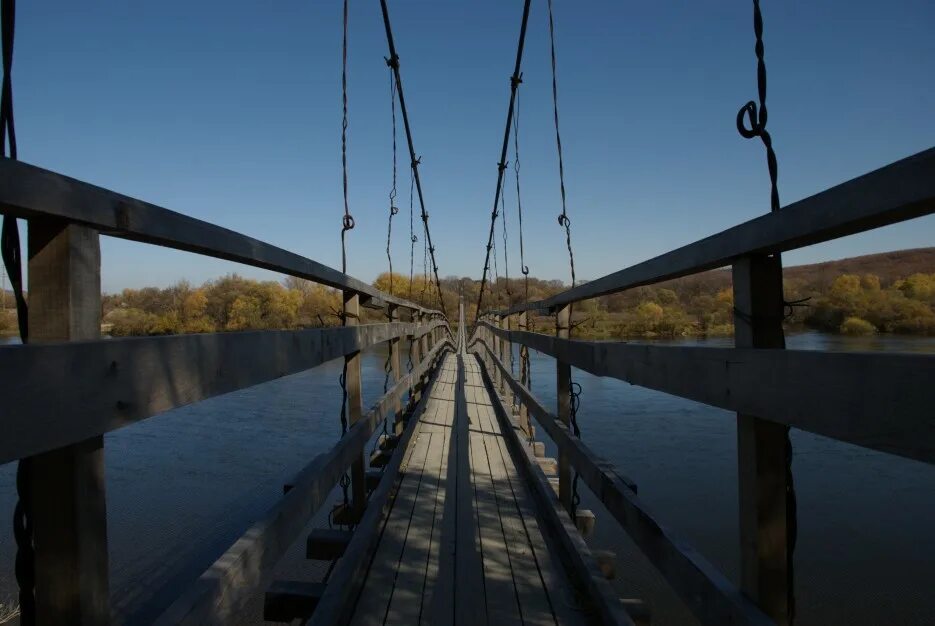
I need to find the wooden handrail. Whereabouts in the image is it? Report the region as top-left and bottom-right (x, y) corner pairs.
(477, 322), (935, 464)
(485, 147), (935, 316)
(0, 320), (448, 463)
(470, 337), (774, 626)
(156, 337), (454, 625)
(0, 158), (443, 316)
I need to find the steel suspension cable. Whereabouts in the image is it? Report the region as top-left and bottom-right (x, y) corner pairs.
(384, 63), (399, 393)
(736, 0), (780, 213)
(500, 171), (512, 311)
(736, 2), (795, 620)
(386, 64), (399, 295)
(1, 1), (35, 622)
(408, 165), (416, 300)
(546, 0), (584, 516)
(379, 0), (447, 318)
(336, 0), (353, 520)
(512, 89), (532, 403)
(474, 0), (532, 323)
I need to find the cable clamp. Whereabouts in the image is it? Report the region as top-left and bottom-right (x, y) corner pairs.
(385, 54), (400, 69)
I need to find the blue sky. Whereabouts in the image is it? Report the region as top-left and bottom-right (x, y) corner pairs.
(9, 0), (935, 292)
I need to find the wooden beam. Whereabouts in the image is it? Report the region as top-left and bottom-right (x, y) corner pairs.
(154, 339), (453, 625)
(555, 304), (573, 513)
(479, 323), (935, 464)
(487, 147), (935, 315)
(0, 158), (442, 315)
(26, 220), (110, 626)
(733, 255), (793, 624)
(388, 305), (403, 434)
(263, 581), (326, 623)
(0, 320), (446, 464)
(471, 339), (773, 626)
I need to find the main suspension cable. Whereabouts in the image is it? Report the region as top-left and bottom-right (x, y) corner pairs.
(379, 0), (447, 318)
(474, 0), (532, 323)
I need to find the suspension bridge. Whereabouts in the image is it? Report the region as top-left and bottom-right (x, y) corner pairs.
(1, 1), (934, 625)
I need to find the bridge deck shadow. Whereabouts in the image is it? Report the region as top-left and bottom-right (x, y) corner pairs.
(349, 351), (586, 626)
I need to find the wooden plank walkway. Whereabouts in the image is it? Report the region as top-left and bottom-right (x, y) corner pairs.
(349, 351), (586, 626)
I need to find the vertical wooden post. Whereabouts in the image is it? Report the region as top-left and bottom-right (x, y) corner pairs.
(27, 220), (110, 625)
(343, 290), (367, 516)
(733, 254), (793, 625)
(518, 310), (530, 437)
(413, 310), (425, 403)
(555, 304), (573, 513)
(388, 304), (403, 435)
(501, 314), (514, 408)
(491, 314), (502, 391)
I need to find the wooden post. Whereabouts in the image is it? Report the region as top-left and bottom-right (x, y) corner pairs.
(491, 315), (502, 391)
(388, 305), (402, 435)
(413, 310), (425, 403)
(555, 304), (573, 513)
(343, 291), (367, 516)
(732, 254), (793, 625)
(501, 314), (514, 409)
(26, 220), (110, 625)
(518, 310), (530, 437)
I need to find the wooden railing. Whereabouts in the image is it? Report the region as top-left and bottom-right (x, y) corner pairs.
(471, 146), (935, 626)
(0, 158), (452, 625)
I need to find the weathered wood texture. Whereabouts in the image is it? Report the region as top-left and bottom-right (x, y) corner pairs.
(26, 220), (110, 626)
(554, 305), (573, 513)
(306, 350), (447, 626)
(154, 339), (454, 626)
(471, 350), (635, 626)
(478, 323), (935, 464)
(348, 352), (591, 626)
(733, 255), (793, 625)
(0, 320), (447, 464)
(344, 292), (368, 516)
(0, 158), (441, 314)
(471, 338), (774, 626)
(488, 147), (935, 315)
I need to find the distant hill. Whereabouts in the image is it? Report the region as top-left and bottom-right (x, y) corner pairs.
(652, 247), (935, 294)
(784, 247), (935, 286)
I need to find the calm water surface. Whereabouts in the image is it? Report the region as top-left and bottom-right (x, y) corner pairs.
(0, 332), (933, 624)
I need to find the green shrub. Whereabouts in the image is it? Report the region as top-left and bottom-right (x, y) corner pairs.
(839, 316), (876, 335)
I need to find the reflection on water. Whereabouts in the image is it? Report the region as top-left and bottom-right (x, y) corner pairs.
(0, 332), (933, 624)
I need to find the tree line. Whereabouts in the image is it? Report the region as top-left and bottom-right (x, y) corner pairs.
(1, 249), (933, 338)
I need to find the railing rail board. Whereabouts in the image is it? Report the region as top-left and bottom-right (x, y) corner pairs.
(471, 337), (775, 626)
(478, 322), (935, 464)
(0, 158), (441, 315)
(155, 339), (453, 625)
(487, 147), (935, 315)
(0, 320), (447, 463)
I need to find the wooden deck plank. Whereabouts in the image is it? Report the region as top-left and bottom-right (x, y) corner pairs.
(425, 353), (487, 626)
(469, 399), (523, 625)
(419, 427), (450, 624)
(385, 385), (452, 623)
(473, 400), (569, 626)
(349, 426), (433, 626)
(348, 351), (588, 626)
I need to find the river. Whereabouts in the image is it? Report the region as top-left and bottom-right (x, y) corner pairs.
(0, 332), (933, 624)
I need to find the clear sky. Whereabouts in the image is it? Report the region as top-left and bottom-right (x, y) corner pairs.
(9, 0), (935, 292)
